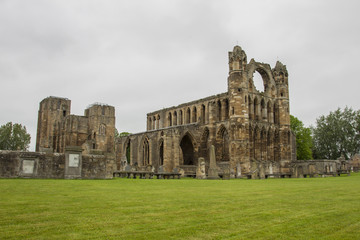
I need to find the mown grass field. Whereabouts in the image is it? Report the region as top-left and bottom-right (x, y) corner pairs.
(1, 174), (360, 240)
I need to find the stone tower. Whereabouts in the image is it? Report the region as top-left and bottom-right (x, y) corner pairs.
(36, 96), (71, 152)
(85, 104), (116, 153)
(226, 45), (292, 176)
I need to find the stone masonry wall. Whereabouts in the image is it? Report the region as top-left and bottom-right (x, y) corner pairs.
(0, 150), (115, 179)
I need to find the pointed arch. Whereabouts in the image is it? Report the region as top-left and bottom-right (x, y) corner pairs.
(260, 127), (267, 160)
(141, 137), (150, 166)
(216, 125), (229, 162)
(254, 125), (260, 160)
(153, 116), (156, 130)
(158, 138), (164, 166)
(148, 117), (152, 130)
(179, 110), (183, 125)
(124, 138), (131, 164)
(200, 127), (210, 160)
(201, 104), (206, 124)
(180, 132), (196, 165)
(274, 102), (279, 124)
(173, 111), (177, 126)
(217, 100), (222, 121)
(267, 100), (273, 123)
(248, 95), (253, 120)
(224, 98), (230, 120)
(168, 112), (172, 127)
(260, 98), (266, 120)
(192, 106), (197, 123)
(254, 97), (259, 121)
(186, 107), (191, 124)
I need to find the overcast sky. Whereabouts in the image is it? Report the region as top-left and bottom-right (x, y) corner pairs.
(1, 0), (360, 151)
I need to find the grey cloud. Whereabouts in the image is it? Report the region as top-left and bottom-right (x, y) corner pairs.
(0, 0), (359, 150)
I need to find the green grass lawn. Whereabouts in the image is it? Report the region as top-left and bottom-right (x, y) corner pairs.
(1, 174), (360, 240)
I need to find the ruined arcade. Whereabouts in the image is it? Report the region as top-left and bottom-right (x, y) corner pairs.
(116, 46), (295, 179)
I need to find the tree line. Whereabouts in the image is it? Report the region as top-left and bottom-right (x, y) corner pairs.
(291, 107), (360, 160)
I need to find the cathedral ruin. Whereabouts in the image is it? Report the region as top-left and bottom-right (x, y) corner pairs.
(2, 45), (350, 179)
(115, 46), (296, 178)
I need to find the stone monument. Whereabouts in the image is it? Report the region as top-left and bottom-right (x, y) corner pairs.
(196, 157), (206, 179)
(207, 145), (219, 179)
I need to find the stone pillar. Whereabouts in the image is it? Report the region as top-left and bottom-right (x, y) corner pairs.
(207, 145), (219, 179)
(196, 157), (206, 179)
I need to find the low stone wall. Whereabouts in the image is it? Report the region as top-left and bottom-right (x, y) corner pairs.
(0, 150), (115, 179)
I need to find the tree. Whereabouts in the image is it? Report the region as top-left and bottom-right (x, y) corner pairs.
(115, 129), (131, 138)
(290, 115), (313, 160)
(0, 122), (31, 151)
(312, 107), (360, 160)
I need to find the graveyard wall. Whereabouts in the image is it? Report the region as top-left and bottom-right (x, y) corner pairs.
(0, 150), (115, 179)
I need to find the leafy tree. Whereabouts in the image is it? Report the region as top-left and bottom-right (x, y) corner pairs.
(115, 129), (131, 138)
(0, 122), (31, 151)
(290, 115), (313, 160)
(312, 107), (360, 160)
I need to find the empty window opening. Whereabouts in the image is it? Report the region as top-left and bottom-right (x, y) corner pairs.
(159, 141), (164, 165)
(253, 71), (265, 92)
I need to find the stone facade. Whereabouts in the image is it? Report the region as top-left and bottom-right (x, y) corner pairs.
(36, 96), (115, 155)
(116, 46), (295, 178)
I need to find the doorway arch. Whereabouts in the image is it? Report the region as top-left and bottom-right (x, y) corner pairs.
(180, 134), (195, 165)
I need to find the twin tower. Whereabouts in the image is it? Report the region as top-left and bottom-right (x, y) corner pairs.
(36, 46), (294, 179)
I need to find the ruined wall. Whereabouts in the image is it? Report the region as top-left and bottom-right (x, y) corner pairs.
(350, 154), (360, 172)
(291, 160), (341, 178)
(36, 97), (71, 152)
(0, 150), (115, 179)
(36, 97), (115, 155)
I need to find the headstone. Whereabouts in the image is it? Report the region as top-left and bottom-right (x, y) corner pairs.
(207, 145), (219, 179)
(124, 165), (132, 172)
(121, 156), (128, 171)
(146, 165), (152, 172)
(222, 167), (230, 180)
(196, 157), (206, 179)
(158, 165), (165, 173)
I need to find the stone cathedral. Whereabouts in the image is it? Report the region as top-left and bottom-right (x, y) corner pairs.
(2, 45), (352, 180)
(115, 46), (296, 178)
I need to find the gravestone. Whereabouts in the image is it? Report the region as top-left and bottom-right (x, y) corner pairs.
(207, 145), (219, 179)
(196, 157), (206, 179)
(158, 165), (165, 173)
(173, 167), (184, 177)
(125, 165), (132, 172)
(222, 167), (230, 180)
(121, 156), (128, 171)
